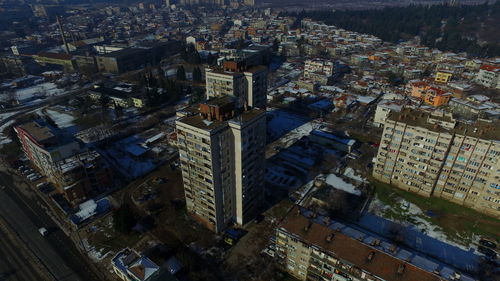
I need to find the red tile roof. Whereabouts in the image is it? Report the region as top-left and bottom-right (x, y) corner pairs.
(280, 206), (443, 281)
(480, 65), (500, 72)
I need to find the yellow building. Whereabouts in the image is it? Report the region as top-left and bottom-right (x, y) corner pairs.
(434, 70), (453, 84)
(132, 97), (145, 108)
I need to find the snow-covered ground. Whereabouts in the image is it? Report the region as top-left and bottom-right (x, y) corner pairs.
(343, 167), (368, 184)
(15, 82), (63, 101)
(0, 82), (64, 105)
(368, 196), (472, 250)
(0, 120), (15, 146)
(0, 111), (17, 123)
(45, 109), (75, 129)
(325, 173), (362, 196)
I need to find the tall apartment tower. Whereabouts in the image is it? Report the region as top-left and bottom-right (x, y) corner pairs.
(373, 109), (500, 218)
(205, 61), (267, 109)
(176, 96), (266, 232)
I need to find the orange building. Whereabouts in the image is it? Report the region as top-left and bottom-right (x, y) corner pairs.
(423, 87), (452, 107)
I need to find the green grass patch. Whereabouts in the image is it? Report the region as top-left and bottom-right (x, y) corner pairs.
(372, 180), (500, 243)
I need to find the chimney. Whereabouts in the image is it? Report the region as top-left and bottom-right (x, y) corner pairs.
(367, 251), (375, 261)
(304, 222), (312, 232)
(56, 16), (70, 54)
(397, 264), (405, 275)
(326, 233), (334, 242)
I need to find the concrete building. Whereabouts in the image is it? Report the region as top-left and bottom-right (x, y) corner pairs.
(15, 121), (80, 178)
(15, 121), (111, 204)
(373, 109), (500, 218)
(176, 96), (266, 232)
(475, 65), (500, 89)
(205, 61), (267, 109)
(304, 59), (334, 78)
(373, 99), (407, 128)
(276, 206), (476, 281)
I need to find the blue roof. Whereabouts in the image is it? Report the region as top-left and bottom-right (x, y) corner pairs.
(311, 130), (356, 146)
(308, 99), (333, 110)
(125, 144), (149, 157)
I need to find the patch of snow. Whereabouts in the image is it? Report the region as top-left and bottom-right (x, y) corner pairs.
(0, 112), (17, 122)
(343, 167), (368, 183)
(368, 196), (470, 250)
(14, 82), (63, 103)
(325, 174), (361, 196)
(0, 120), (15, 146)
(45, 109), (75, 129)
(83, 238), (112, 262)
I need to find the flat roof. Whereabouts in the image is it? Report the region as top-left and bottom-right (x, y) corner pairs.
(17, 122), (55, 143)
(177, 114), (226, 131)
(388, 109), (500, 141)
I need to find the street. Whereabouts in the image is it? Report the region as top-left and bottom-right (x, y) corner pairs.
(0, 170), (102, 281)
(0, 223), (45, 281)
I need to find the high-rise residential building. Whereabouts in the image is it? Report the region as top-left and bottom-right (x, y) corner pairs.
(205, 61), (268, 109)
(276, 206), (475, 281)
(373, 109), (500, 218)
(176, 96), (266, 232)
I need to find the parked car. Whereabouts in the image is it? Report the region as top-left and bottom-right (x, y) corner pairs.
(38, 227), (49, 236)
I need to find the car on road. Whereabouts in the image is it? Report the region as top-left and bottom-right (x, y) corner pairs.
(38, 227), (49, 236)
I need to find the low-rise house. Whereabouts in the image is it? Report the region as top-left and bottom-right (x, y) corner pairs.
(434, 70), (453, 84)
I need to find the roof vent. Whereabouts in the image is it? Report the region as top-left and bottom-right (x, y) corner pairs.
(326, 233), (334, 242)
(389, 244), (397, 253)
(323, 217), (331, 225)
(304, 222), (312, 232)
(370, 239), (381, 246)
(397, 264), (405, 275)
(367, 251), (375, 261)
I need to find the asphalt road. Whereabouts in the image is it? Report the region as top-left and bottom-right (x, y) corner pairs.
(0, 170), (102, 281)
(0, 225), (45, 281)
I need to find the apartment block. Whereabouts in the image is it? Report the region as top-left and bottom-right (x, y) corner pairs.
(205, 61), (267, 109)
(373, 109), (500, 218)
(15, 121), (80, 179)
(475, 65), (500, 89)
(176, 96), (266, 232)
(276, 206), (475, 281)
(304, 59), (334, 78)
(15, 121), (112, 204)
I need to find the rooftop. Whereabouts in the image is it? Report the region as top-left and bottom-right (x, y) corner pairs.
(279, 206), (476, 281)
(17, 121), (55, 144)
(388, 109), (500, 141)
(177, 114), (226, 131)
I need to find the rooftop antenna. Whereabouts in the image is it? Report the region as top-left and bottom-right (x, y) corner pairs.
(56, 15), (70, 54)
